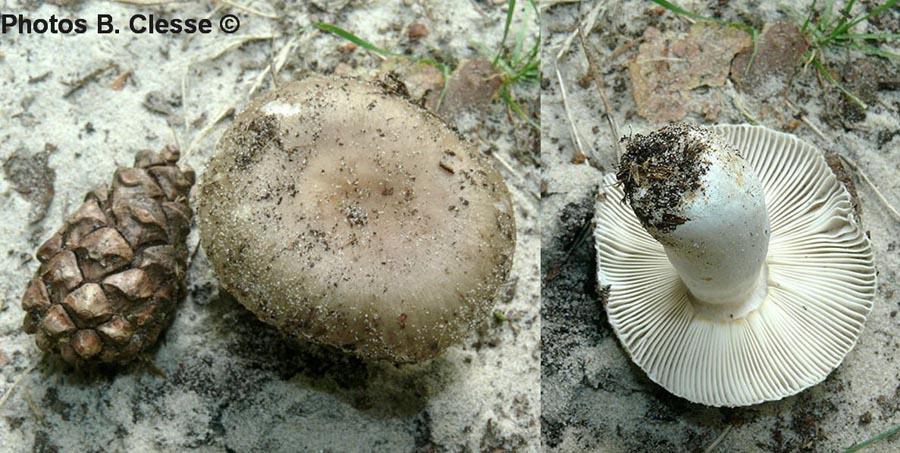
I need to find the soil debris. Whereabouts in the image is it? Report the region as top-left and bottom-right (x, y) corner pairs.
(618, 123), (712, 233)
(3, 145), (56, 225)
(629, 23), (750, 122)
(841, 58), (883, 122)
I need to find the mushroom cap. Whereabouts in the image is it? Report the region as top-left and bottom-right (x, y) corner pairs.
(199, 76), (516, 363)
(595, 124), (876, 407)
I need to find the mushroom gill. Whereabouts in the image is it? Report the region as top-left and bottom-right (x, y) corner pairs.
(595, 123), (876, 407)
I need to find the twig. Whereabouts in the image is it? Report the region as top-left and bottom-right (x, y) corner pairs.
(63, 63), (117, 98)
(492, 150), (518, 177)
(782, 97), (828, 141)
(182, 4), (225, 51)
(608, 37), (641, 63)
(137, 354), (167, 378)
(544, 215), (592, 283)
(184, 105), (235, 162)
(554, 63), (588, 158)
(839, 155), (900, 223)
(726, 79), (759, 124)
(801, 116), (828, 141)
(578, 30), (622, 160)
(553, 1), (607, 166)
(110, 69), (132, 91)
(492, 151), (540, 203)
(23, 388), (46, 426)
(248, 34), (306, 97)
(181, 34), (279, 133)
(0, 360), (39, 409)
(704, 425), (733, 453)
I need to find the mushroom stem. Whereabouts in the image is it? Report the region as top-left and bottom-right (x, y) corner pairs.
(619, 124), (770, 320)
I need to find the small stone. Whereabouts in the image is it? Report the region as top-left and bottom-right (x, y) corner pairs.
(337, 42), (357, 54)
(428, 57), (503, 123)
(333, 62), (355, 77)
(407, 23), (428, 40)
(859, 411), (872, 425)
(2, 146), (56, 224)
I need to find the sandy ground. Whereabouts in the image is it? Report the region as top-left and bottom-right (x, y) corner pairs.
(542, 0), (900, 452)
(0, 1), (540, 451)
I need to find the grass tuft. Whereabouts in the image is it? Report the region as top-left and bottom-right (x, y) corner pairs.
(799, 0), (900, 109)
(491, 0), (542, 129)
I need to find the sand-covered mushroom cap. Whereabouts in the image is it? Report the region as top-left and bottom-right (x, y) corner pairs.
(199, 76), (516, 363)
(595, 123), (876, 407)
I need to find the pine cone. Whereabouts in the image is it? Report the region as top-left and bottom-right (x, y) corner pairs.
(20, 146), (194, 366)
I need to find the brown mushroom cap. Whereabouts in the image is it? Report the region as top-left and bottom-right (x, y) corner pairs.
(198, 76), (516, 363)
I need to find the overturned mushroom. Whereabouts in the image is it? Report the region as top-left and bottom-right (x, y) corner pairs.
(199, 76), (516, 363)
(595, 123), (875, 407)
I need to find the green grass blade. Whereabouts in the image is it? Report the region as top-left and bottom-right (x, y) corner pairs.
(493, 0), (517, 66)
(649, 0), (712, 22)
(842, 0), (859, 19)
(315, 22), (450, 71)
(846, 423), (900, 453)
(826, 0), (900, 42)
(850, 42), (900, 59)
(801, 0), (817, 33)
(811, 56), (868, 109)
(313, 22), (399, 58)
(834, 33), (900, 40)
(831, 0), (857, 32)
(511, 3), (530, 68)
(499, 86), (538, 129)
(822, 0), (835, 29)
(434, 66), (450, 112)
(522, 0), (541, 71)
